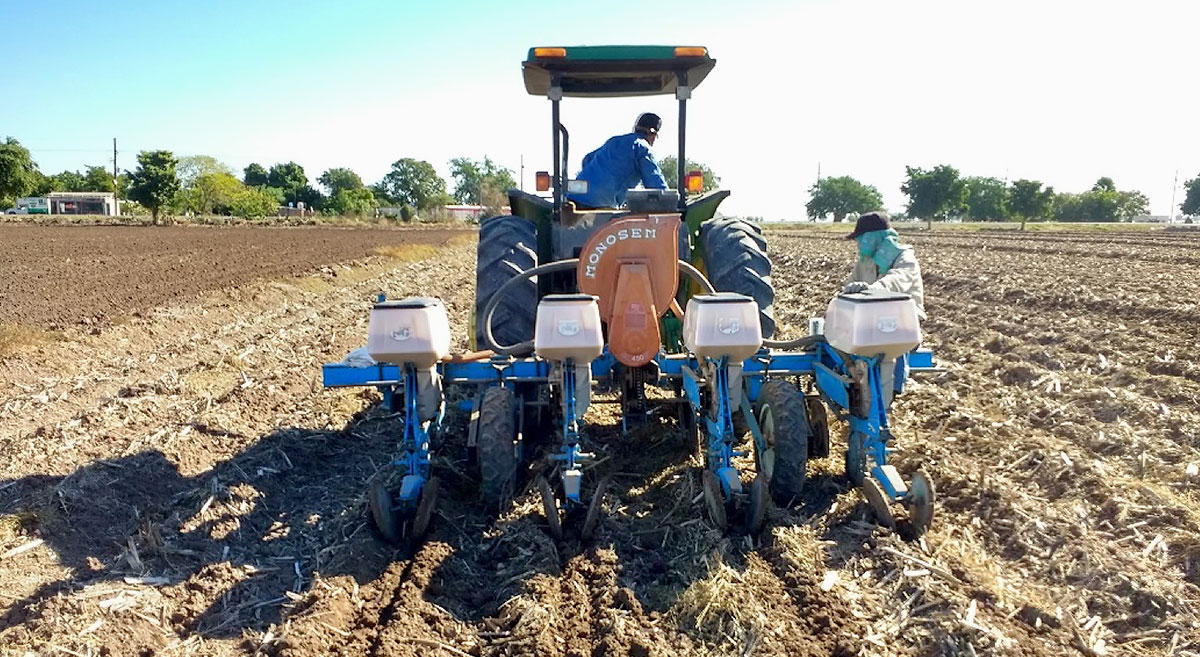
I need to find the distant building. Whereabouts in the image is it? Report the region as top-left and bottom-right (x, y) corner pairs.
(46, 192), (118, 215)
(443, 204), (509, 221)
(14, 197), (49, 214)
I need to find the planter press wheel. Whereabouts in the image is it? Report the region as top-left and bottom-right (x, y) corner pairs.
(678, 403), (701, 461)
(537, 476), (563, 540)
(409, 476), (439, 544)
(367, 480), (402, 545)
(845, 431), (867, 488)
(862, 476), (895, 529)
(907, 470), (936, 536)
(747, 474), (768, 535)
(805, 397), (830, 459)
(581, 475), (611, 541)
(755, 380), (810, 505)
(477, 387), (518, 513)
(701, 470), (727, 531)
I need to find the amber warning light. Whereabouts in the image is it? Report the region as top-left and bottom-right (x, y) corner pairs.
(535, 171), (551, 192)
(685, 171), (704, 193)
(533, 47), (567, 58)
(674, 47), (707, 57)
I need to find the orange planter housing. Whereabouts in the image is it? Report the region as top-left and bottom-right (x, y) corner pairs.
(576, 213), (681, 366)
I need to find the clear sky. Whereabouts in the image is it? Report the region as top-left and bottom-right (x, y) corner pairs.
(3, 0), (1196, 219)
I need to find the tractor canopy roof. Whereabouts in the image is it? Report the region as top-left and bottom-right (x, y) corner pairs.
(523, 45), (715, 98)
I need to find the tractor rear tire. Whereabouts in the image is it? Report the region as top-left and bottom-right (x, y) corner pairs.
(475, 215), (538, 350)
(700, 217), (776, 338)
(477, 386), (518, 513)
(755, 380), (811, 506)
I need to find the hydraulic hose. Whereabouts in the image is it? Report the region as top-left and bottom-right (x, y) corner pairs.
(483, 259), (580, 356)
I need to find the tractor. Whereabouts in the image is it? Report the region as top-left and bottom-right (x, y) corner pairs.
(322, 45), (937, 544)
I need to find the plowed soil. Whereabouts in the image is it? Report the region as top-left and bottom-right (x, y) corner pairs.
(0, 224), (470, 329)
(2, 225), (1199, 657)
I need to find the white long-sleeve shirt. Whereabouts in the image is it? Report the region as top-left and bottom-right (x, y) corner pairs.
(845, 247), (927, 320)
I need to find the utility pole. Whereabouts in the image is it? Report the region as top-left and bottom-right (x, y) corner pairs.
(520, 154), (525, 191)
(1170, 169), (1178, 223)
(112, 138), (120, 215)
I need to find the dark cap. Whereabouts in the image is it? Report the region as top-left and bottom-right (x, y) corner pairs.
(634, 112), (662, 135)
(845, 211), (891, 240)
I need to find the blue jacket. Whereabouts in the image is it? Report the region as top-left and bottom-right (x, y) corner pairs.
(567, 132), (668, 208)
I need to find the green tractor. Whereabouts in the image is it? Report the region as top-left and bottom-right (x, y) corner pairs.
(474, 45), (775, 360)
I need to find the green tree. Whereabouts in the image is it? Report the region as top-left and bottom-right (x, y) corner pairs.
(963, 176), (1010, 221)
(267, 161), (308, 191)
(1117, 190), (1149, 219)
(901, 165), (967, 223)
(318, 167), (364, 197)
(659, 156), (721, 193)
(449, 156), (515, 205)
(177, 155), (233, 189)
(48, 170), (86, 192)
(805, 175), (883, 222)
(82, 165), (115, 192)
(1008, 179), (1055, 229)
(127, 150), (181, 224)
(329, 187), (376, 216)
(267, 161), (323, 208)
(243, 163), (269, 187)
(1182, 174), (1200, 217)
(0, 137), (39, 206)
(1055, 179), (1146, 222)
(230, 186), (281, 219)
(189, 172), (243, 216)
(377, 158), (448, 212)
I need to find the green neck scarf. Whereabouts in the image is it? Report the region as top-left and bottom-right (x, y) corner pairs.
(857, 229), (904, 275)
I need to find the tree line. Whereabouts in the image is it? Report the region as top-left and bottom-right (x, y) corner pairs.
(806, 164), (1193, 225)
(0, 136), (517, 223)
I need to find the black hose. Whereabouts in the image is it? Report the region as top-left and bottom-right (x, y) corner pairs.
(483, 259), (580, 356)
(677, 259), (715, 294)
(763, 334), (821, 350)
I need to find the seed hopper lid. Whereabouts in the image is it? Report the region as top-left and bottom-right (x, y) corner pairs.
(836, 290), (913, 303)
(691, 292), (755, 304)
(373, 297), (444, 310)
(540, 293), (599, 303)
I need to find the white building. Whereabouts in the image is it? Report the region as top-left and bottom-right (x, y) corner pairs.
(46, 191), (118, 215)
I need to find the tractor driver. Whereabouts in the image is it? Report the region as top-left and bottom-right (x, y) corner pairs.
(842, 211), (927, 407)
(567, 113), (669, 210)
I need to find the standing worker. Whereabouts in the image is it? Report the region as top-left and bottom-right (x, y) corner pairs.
(842, 211), (926, 406)
(568, 113), (669, 210)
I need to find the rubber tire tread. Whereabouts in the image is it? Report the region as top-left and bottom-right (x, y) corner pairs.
(700, 217), (775, 338)
(477, 386), (518, 513)
(757, 380), (811, 505)
(475, 215), (538, 349)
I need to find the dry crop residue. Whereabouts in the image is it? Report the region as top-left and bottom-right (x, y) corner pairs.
(1, 226), (1199, 656)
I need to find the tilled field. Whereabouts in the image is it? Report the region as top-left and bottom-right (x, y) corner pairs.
(1, 225), (1199, 656)
(0, 224), (470, 329)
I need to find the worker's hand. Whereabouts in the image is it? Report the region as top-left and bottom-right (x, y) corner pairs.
(843, 281), (869, 293)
